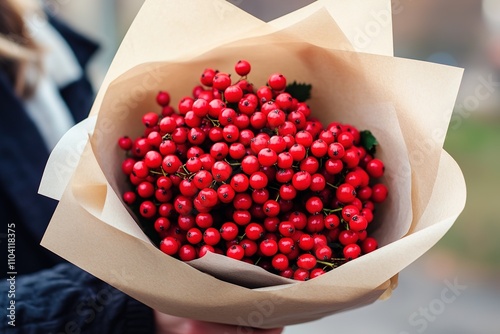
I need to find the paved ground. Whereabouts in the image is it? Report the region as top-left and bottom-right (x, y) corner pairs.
(284, 257), (500, 334)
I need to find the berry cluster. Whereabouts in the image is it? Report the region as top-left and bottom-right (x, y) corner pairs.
(118, 60), (388, 281)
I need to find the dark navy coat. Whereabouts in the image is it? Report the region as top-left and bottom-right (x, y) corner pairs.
(0, 16), (154, 333)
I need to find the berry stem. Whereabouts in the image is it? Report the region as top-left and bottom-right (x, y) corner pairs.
(317, 260), (336, 268)
(322, 207), (342, 214)
(326, 182), (338, 189)
(206, 116), (221, 127)
(224, 159), (241, 167)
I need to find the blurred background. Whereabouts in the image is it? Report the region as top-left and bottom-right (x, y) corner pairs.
(45, 0), (500, 333)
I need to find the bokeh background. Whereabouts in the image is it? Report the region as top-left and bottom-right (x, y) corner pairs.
(45, 0), (500, 333)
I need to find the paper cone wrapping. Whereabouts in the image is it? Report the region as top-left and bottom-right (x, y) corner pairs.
(39, 0), (466, 328)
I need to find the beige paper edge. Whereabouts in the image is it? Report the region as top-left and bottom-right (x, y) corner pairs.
(39, 116), (96, 201)
(269, 0), (394, 56)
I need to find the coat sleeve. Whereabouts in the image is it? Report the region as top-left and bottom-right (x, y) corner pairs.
(0, 263), (155, 334)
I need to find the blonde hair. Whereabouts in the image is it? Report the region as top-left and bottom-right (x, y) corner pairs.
(0, 0), (43, 97)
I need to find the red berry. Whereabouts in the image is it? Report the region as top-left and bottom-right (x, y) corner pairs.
(268, 73), (287, 91)
(272, 254), (289, 271)
(142, 112), (159, 128)
(233, 210), (252, 226)
(160, 237), (179, 255)
(186, 227), (203, 244)
(123, 191), (136, 205)
(339, 230), (359, 246)
(245, 223), (265, 240)
(229, 142), (246, 160)
(328, 142), (345, 159)
(267, 109), (286, 128)
(315, 245), (333, 261)
(249, 171), (268, 190)
(366, 159), (385, 178)
(193, 170), (213, 189)
(349, 214), (368, 232)
(258, 148), (278, 167)
(278, 237), (295, 254)
(263, 200), (280, 217)
(192, 98), (209, 117)
(118, 136), (133, 150)
(240, 239), (258, 257)
(196, 213), (214, 229)
(235, 60), (251, 76)
(278, 221), (295, 238)
(230, 174), (249, 193)
(233, 193), (252, 210)
(174, 196), (193, 215)
(305, 196), (323, 214)
(154, 217), (171, 233)
(371, 183), (388, 202)
(203, 227), (221, 246)
(259, 239), (278, 257)
(288, 144), (307, 161)
(324, 214), (340, 230)
(137, 181), (155, 198)
(156, 91), (171, 106)
(361, 237), (378, 254)
(212, 72), (232, 91)
(212, 161), (232, 182)
(257, 86), (273, 104)
(179, 245), (197, 261)
(343, 244), (361, 260)
(200, 68), (216, 86)
(296, 254), (317, 270)
(310, 173), (326, 192)
(139, 200), (156, 218)
(293, 268), (310, 281)
(199, 245), (214, 257)
(310, 139), (328, 158)
(341, 205), (359, 221)
(227, 245), (245, 260)
(337, 131), (354, 149)
(298, 234), (314, 251)
(224, 85), (244, 103)
(310, 268), (326, 278)
(336, 183), (357, 203)
(241, 155), (260, 175)
(292, 171), (312, 191)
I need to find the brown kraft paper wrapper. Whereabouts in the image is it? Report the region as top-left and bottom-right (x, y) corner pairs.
(39, 0), (466, 328)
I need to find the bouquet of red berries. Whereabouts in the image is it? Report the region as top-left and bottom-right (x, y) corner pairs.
(39, 0), (465, 328)
(118, 60), (388, 282)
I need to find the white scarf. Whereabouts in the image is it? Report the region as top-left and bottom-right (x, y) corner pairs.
(23, 14), (82, 151)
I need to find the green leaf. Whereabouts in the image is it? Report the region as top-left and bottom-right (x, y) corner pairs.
(360, 130), (378, 154)
(285, 81), (312, 102)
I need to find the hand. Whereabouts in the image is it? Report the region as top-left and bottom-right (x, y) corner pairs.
(154, 310), (284, 334)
